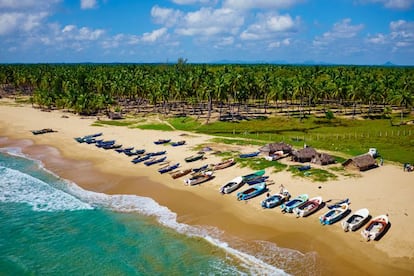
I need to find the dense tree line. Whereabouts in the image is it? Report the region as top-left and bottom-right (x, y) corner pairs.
(0, 63), (413, 121)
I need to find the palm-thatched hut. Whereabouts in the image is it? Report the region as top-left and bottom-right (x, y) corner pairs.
(291, 147), (318, 163)
(342, 154), (377, 171)
(312, 153), (336, 165)
(259, 142), (293, 156)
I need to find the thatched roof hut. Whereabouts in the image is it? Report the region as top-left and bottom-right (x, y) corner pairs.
(291, 147), (318, 163)
(312, 153), (336, 165)
(259, 142), (293, 155)
(107, 111), (123, 120)
(342, 154), (377, 171)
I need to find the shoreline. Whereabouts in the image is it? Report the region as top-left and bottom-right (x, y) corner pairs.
(1, 102), (413, 275)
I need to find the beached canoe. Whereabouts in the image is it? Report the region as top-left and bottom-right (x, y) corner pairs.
(280, 194), (309, 213)
(32, 128), (55, 135)
(125, 149), (145, 156)
(241, 170), (266, 183)
(239, 151), (260, 158)
(158, 163), (180, 174)
(102, 143), (122, 150)
(219, 176), (244, 194)
(293, 196), (323, 217)
(154, 139), (171, 145)
(185, 153), (204, 163)
(147, 150), (167, 157)
(212, 158), (235, 170)
(184, 171), (214, 186)
(144, 156), (167, 166)
(237, 182), (267, 200)
(342, 208), (370, 232)
(361, 215), (389, 241)
(74, 132), (103, 143)
(319, 203), (350, 225)
(171, 169), (192, 179)
(327, 198), (350, 209)
(96, 140), (115, 148)
(131, 154), (151, 164)
(171, 140), (186, 147)
(245, 176), (269, 185)
(192, 164), (209, 173)
(261, 189), (291, 208)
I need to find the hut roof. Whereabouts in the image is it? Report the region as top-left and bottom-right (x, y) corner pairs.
(259, 142), (293, 153)
(314, 152), (335, 165)
(342, 154), (377, 170)
(293, 147), (318, 159)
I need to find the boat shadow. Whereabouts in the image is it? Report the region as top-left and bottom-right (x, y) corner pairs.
(351, 215), (372, 232)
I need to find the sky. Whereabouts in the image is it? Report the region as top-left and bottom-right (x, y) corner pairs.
(0, 0), (413, 65)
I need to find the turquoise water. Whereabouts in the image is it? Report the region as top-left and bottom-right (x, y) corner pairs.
(0, 148), (298, 275)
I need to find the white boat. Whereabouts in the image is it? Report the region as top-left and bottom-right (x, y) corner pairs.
(219, 176), (244, 194)
(184, 171), (214, 186)
(293, 196), (323, 217)
(341, 208), (370, 232)
(319, 203), (349, 225)
(361, 214), (389, 241)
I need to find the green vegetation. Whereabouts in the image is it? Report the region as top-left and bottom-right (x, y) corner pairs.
(136, 123), (174, 131)
(235, 157), (288, 172)
(287, 166), (338, 182)
(94, 120), (136, 127)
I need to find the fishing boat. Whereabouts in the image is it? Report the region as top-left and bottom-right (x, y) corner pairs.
(280, 194), (309, 213)
(361, 215), (389, 241)
(261, 187), (291, 208)
(239, 151), (260, 158)
(31, 128), (55, 135)
(102, 143), (122, 150)
(342, 208), (370, 232)
(86, 138), (102, 144)
(144, 156), (167, 166)
(185, 153), (204, 163)
(327, 198), (350, 209)
(319, 203), (350, 225)
(212, 159), (235, 170)
(154, 139), (171, 145)
(245, 176), (269, 185)
(158, 163), (180, 174)
(293, 196), (323, 217)
(241, 170), (266, 183)
(171, 169), (192, 179)
(184, 171), (214, 186)
(192, 164), (209, 173)
(96, 140), (115, 148)
(124, 149), (145, 156)
(74, 132), (102, 143)
(131, 154), (151, 164)
(115, 146), (134, 153)
(171, 140), (186, 146)
(219, 176), (244, 194)
(147, 150), (167, 157)
(237, 182), (267, 200)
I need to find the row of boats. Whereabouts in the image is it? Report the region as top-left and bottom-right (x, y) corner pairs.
(216, 169), (390, 241)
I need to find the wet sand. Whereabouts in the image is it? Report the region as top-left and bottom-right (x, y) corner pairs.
(1, 102), (413, 275)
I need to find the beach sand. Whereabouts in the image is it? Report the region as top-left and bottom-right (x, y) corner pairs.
(1, 101), (413, 275)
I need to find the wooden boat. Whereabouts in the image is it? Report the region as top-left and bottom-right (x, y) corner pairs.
(361, 215), (389, 241)
(239, 151), (260, 158)
(184, 171), (214, 186)
(32, 128), (55, 135)
(124, 149), (145, 156)
(219, 176), (244, 194)
(171, 140), (186, 147)
(131, 154), (151, 164)
(96, 140), (115, 148)
(158, 163), (180, 174)
(280, 194), (309, 213)
(154, 139), (171, 145)
(192, 164), (209, 173)
(74, 132), (102, 143)
(144, 156), (167, 166)
(342, 208), (370, 232)
(319, 203), (350, 225)
(171, 169), (192, 179)
(102, 143), (122, 150)
(261, 188), (291, 208)
(147, 150), (167, 157)
(185, 153), (204, 163)
(327, 198), (350, 209)
(245, 176), (269, 185)
(85, 138), (102, 144)
(237, 182), (267, 200)
(241, 170), (266, 183)
(115, 146), (134, 153)
(293, 196), (323, 217)
(212, 159), (235, 170)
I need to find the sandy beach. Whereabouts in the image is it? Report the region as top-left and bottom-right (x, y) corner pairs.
(1, 101), (413, 275)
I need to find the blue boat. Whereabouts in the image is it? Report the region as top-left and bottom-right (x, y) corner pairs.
(171, 140), (186, 147)
(144, 156), (167, 166)
(319, 203), (350, 225)
(102, 144), (122, 150)
(124, 149), (145, 156)
(298, 165), (311, 171)
(192, 164), (209, 173)
(154, 139), (171, 145)
(158, 163), (180, 174)
(239, 151), (260, 158)
(131, 155), (151, 164)
(280, 194), (309, 213)
(115, 147), (133, 153)
(245, 176), (269, 185)
(241, 170), (266, 183)
(237, 182), (267, 201)
(327, 198), (350, 209)
(147, 150), (167, 157)
(74, 132), (103, 143)
(96, 140), (115, 148)
(261, 191), (291, 209)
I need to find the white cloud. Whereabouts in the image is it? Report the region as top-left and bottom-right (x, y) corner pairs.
(367, 33), (387, 44)
(313, 18), (364, 46)
(268, 38), (290, 49)
(0, 0), (60, 10)
(141, 28), (168, 42)
(81, 0), (97, 10)
(362, 0), (414, 10)
(172, 0), (217, 5)
(223, 0), (303, 10)
(151, 5), (183, 27)
(0, 11), (49, 35)
(240, 13), (298, 41)
(390, 20), (414, 47)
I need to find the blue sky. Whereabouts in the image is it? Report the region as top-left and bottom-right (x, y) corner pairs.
(0, 0), (413, 64)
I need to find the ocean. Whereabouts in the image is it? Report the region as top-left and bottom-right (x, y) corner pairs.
(0, 147), (316, 275)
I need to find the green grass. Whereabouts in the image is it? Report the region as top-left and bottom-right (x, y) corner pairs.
(235, 157), (288, 172)
(93, 120), (136, 127)
(135, 123), (174, 131)
(287, 166), (338, 182)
